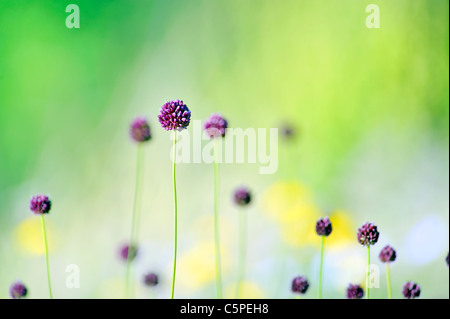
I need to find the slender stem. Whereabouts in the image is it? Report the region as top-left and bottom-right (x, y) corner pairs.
(386, 263), (392, 299)
(125, 144), (144, 299)
(40, 215), (53, 299)
(214, 139), (223, 299)
(235, 208), (247, 299)
(366, 245), (370, 299)
(171, 130), (178, 299)
(318, 235), (325, 299)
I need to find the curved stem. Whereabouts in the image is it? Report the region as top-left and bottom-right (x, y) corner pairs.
(214, 140), (223, 299)
(171, 130), (178, 299)
(125, 144), (144, 299)
(235, 208), (247, 299)
(40, 215), (53, 299)
(386, 263), (392, 299)
(366, 246), (370, 299)
(318, 236), (325, 299)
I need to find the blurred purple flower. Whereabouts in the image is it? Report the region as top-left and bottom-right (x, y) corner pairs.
(143, 273), (159, 287)
(158, 100), (191, 131)
(204, 113), (228, 138)
(29, 194), (51, 214)
(402, 281), (421, 299)
(233, 187), (251, 206)
(130, 117), (151, 142)
(315, 217), (332, 237)
(291, 276), (309, 294)
(346, 284), (364, 299)
(357, 222), (379, 246)
(379, 245), (397, 263)
(9, 282), (27, 299)
(119, 244), (138, 262)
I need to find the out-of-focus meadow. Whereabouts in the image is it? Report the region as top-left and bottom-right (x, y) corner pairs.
(0, 0), (448, 299)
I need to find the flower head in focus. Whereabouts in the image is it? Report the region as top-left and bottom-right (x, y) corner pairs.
(158, 100), (191, 131)
(30, 195), (52, 214)
(357, 222), (379, 246)
(291, 276), (309, 294)
(315, 216), (332, 237)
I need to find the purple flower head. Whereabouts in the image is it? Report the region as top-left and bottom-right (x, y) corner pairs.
(346, 284), (364, 299)
(158, 100), (191, 131)
(119, 244), (138, 262)
(315, 216), (332, 237)
(204, 113), (228, 139)
(291, 276), (309, 294)
(379, 245), (397, 263)
(357, 222), (379, 246)
(446, 252), (449, 267)
(9, 282), (27, 299)
(233, 187), (251, 206)
(130, 117), (151, 143)
(143, 273), (159, 287)
(29, 194), (52, 214)
(402, 281), (421, 299)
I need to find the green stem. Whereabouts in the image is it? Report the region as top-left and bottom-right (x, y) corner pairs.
(386, 263), (392, 299)
(214, 140), (223, 299)
(366, 245), (370, 299)
(126, 144), (144, 299)
(235, 208), (247, 299)
(318, 236), (325, 299)
(40, 215), (53, 299)
(171, 130), (178, 299)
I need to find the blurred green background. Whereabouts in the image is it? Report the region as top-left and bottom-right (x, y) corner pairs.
(0, 0), (448, 299)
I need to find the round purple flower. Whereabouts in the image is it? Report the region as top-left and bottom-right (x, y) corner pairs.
(143, 273), (159, 287)
(119, 244), (138, 262)
(158, 100), (191, 131)
(29, 194), (52, 214)
(379, 245), (396, 263)
(233, 187), (251, 206)
(357, 222), (379, 246)
(9, 282), (27, 299)
(204, 113), (228, 138)
(346, 283), (364, 299)
(402, 281), (421, 299)
(315, 217), (332, 237)
(279, 122), (296, 139)
(291, 276), (309, 294)
(130, 117), (151, 142)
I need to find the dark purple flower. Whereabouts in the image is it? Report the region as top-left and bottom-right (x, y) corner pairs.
(279, 122), (296, 139)
(346, 284), (364, 299)
(9, 282), (27, 299)
(204, 113), (228, 138)
(130, 117), (151, 142)
(233, 187), (251, 206)
(29, 194), (52, 214)
(143, 273), (159, 287)
(119, 244), (138, 262)
(315, 217), (332, 237)
(291, 276), (309, 294)
(357, 222), (379, 246)
(446, 252), (449, 267)
(402, 281), (421, 299)
(158, 100), (191, 131)
(379, 245), (396, 263)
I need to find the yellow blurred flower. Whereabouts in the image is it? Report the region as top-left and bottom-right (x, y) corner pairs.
(326, 210), (356, 250)
(225, 281), (265, 299)
(97, 277), (126, 299)
(279, 203), (320, 247)
(13, 216), (57, 255)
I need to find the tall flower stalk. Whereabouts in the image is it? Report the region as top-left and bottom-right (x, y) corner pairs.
(315, 216), (332, 299)
(379, 245), (396, 299)
(126, 117), (151, 298)
(357, 222), (380, 299)
(158, 99), (191, 299)
(30, 194), (53, 299)
(204, 113), (228, 299)
(233, 187), (251, 298)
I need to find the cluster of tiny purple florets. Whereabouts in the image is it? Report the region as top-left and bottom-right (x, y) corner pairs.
(402, 281), (421, 299)
(9, 282), (27, 299)
(130, 117), (151, 142)
(291, 276), (309, 294)
(346, 284), (364, 299)
(379, 245), (397, 263)
(233, 187), (251, 206)
(357, 222), (379, 246)
(158, 100), (191, 131)
(204, 113), (228, 138)
(315, 217), (332, 237)
(29, 194), (52, 214)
